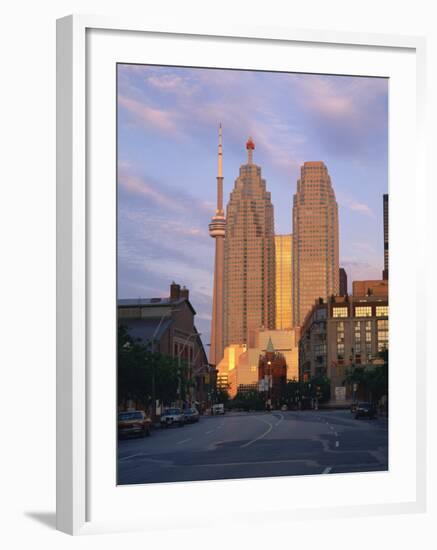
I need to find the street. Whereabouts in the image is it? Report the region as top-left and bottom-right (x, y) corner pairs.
(117, 410), (388, 485)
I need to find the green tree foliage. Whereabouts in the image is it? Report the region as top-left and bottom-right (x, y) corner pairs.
(344, 350), (388, 403)
(118, 325), (189, 409)
(229, 390), (265, 411)
(215, 388), (230, 405)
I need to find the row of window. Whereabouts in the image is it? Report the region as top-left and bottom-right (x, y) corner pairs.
(332, 305), (388, 318)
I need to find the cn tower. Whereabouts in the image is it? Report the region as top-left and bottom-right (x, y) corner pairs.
(208, 125), (226, 366)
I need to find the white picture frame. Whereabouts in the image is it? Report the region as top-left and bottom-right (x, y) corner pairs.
(56, 14), (427, 535)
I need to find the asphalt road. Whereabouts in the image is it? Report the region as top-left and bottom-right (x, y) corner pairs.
(117, 410), (388, 485)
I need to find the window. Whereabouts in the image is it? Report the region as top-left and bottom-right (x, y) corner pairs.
(377, 319), (389, 351)
(355, 306), (372, 317)
(333, 307), (348, 318)
(376, 305), (389, 317)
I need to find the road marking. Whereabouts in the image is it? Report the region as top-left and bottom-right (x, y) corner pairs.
(118, 453), (143, 462)
(208, 440), (224, 450)
(335, 441), (340, 448)
(194, 458), (321, 467)
(275, 412), (284, 426)
(240, 416), (273, 448)
(323, 466), (332, 474)
(176, 438), (192, 445)
(205, 430), (214, 434)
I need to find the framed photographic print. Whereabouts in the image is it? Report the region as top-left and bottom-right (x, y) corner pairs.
(57, 15), (427, 535)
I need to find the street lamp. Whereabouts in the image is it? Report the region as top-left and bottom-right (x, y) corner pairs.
(267, 360), (272, 410)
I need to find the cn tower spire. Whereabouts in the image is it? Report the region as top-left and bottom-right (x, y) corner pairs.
(217, 123), (224, 214)
(208, 124), (226, 366)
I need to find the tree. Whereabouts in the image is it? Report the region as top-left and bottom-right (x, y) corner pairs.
(230, 390), (264, 411)
(117, 324), (190, 410)
(308, 375), (331, 403)
(215, 388), (230, 405)
(344, 350), (388, 403)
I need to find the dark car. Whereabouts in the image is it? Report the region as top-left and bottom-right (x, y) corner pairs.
(350, 402), (358, 414)
(183, 407), (200, 424)
(355, 402), (377, 419)
(118, 410), (152, 438)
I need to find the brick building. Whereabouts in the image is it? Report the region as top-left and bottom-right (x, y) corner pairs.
(118, 282), (211, 407)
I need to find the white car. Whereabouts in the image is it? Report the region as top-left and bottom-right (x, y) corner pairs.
(160, 408), (185, 428)
(212, 403), (225, 415)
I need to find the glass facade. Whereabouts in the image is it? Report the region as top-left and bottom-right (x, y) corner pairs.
(275, 234), (293, 329)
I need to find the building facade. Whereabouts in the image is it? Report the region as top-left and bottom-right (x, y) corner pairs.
(383, 193), (389, 280)
(217, 328), (299, 396)
(118, 282), (211, 407)
(352, 279), (388, 297)
(292, 161), (339, 327)
(258, 338), (287, 409)
(223, 138), (276, 347)
(339, 267), (348, 296)
(275, 234), (293, 330)
(298, 298), (328, 382)
(327, 294), (388, 401)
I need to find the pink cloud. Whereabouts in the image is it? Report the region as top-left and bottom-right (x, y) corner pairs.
(118, 95), (181, 137)
(337, 191), (375, 217)
(118, 172), (183, 212)
(146, 74), (196, 95)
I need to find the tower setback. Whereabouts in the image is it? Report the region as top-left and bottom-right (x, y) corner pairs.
(292, 161), (339, 327)
(223, 138), (276, 347)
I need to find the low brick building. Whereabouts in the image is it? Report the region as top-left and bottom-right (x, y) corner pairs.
(118, 282), (211, 407)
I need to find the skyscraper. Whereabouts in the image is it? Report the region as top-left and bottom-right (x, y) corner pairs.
(339, 267), (348, 296)
(383, 193), (388, 280)
(208, 125), (226, 366)
(292, 161), (339, 327)
(223, 138), (276, 347)
(275, 234), (293, 329)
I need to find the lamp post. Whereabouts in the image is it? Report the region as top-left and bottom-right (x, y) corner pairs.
(266, 360), (272, 410)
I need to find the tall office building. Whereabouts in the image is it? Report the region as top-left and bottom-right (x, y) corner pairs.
(383, 193), (389, 280)
(292, 161), (339, 327)
(275, 234), (293, 329)
(223, 138), (276, 347)
(339, 267), (348, 296)
(208, 125), (226, 366)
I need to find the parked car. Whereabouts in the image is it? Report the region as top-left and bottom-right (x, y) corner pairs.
(212, 403), (225, 415)
(355, 402), (377, 419)
(118, 410), (151, 438)
(183, 407), (200, 423)
(160, 408), (185, 428)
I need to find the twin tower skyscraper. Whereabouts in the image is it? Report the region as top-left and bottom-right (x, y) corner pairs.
(209, 126), (339, 367)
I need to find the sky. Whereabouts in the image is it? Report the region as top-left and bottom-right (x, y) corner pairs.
(117, 63), (388, 348)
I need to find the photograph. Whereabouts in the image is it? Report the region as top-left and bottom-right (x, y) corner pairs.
(116, 63), (389, 485)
